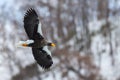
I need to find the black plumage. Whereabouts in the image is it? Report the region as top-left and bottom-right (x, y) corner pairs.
(22, 8), (55, 69)
(24, 8), (43, 40)
(32, 48), (53, 69)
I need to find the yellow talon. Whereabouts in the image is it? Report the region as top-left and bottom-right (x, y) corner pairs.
(22, 43), (28, 47)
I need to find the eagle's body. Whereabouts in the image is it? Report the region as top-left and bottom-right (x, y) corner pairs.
(17, 8), (55, 69)
(28, 39), (47, 48)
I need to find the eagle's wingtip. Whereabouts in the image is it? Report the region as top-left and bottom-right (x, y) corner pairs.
(24, 8), (36, 18)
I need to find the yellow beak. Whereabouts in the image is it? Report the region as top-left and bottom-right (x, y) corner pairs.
(51, 43), (56, 47)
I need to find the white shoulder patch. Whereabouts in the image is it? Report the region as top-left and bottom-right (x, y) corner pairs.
(37, 22), (43, 36)
(26, 40), (34, 44)
(43, 46), (51, 56)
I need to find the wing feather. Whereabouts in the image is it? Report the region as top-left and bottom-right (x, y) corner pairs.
(24, 8), (43, 39)
(37, 22), (43, 36)
(32, 48), (53, 69)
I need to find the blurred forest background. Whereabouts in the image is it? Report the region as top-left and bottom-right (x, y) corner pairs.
(0, 0), (120, 80)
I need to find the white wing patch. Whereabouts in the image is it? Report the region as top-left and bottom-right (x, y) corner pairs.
(43, 46), (52, 56)
(37, 22), (43, 36)
(26, 40), (34, 44)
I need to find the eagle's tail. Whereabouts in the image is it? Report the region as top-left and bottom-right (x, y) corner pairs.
(16, 40), (34, 47)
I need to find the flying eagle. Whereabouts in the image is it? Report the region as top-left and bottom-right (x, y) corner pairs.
(17, 8), (56, 69)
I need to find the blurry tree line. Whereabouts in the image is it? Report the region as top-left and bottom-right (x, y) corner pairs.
(13, 0), (120, 80)
(0, 0), (119, 80)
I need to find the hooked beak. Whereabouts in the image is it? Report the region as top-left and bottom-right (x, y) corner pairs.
(51, 43), (56, 47)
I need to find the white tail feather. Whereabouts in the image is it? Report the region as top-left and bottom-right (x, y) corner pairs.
(16, 40), (34, 47)
(16, 41), (26, 47)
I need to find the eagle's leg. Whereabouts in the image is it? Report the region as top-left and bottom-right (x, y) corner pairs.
(16, 40), (34, 47)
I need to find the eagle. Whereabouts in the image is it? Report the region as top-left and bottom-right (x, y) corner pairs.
(17, 8), (56, 69)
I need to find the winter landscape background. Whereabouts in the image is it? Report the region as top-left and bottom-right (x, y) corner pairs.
(0, 0), (120, 80)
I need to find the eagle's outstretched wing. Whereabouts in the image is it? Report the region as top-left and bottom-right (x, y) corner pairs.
(32, 48), (53, 69)
(24, 8), (44, 40)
